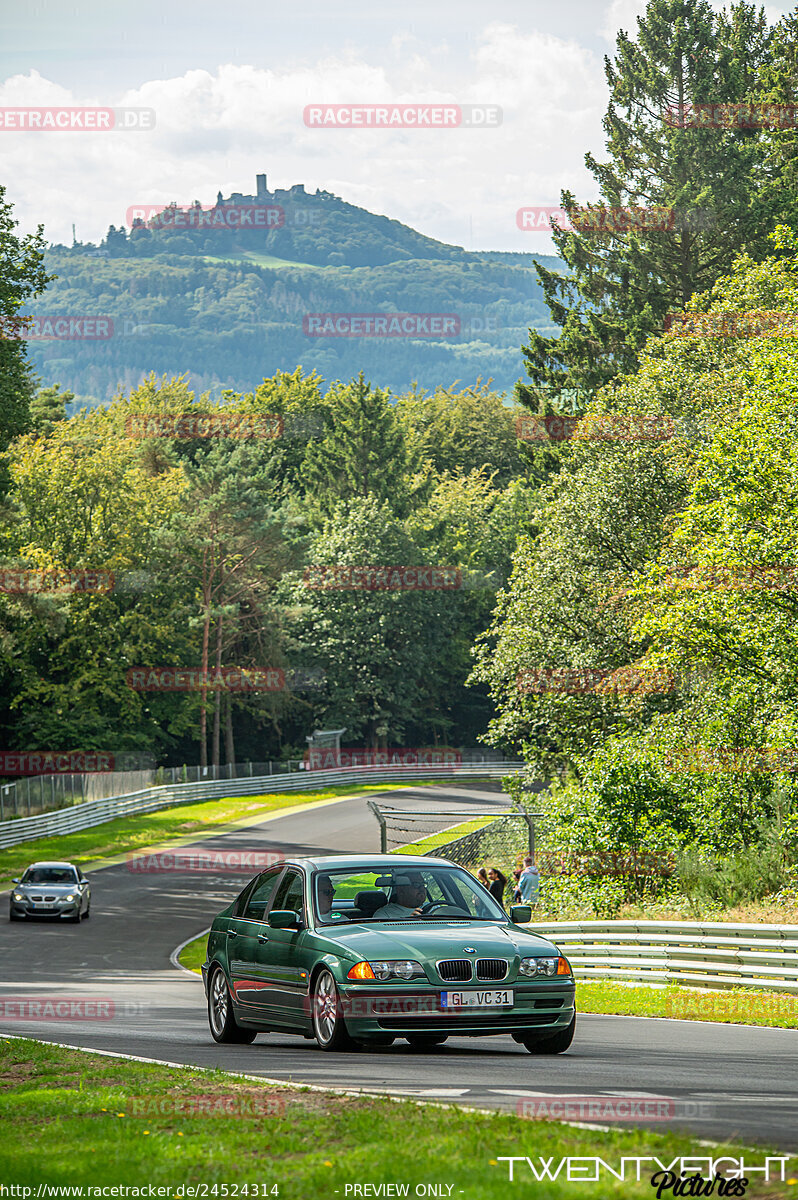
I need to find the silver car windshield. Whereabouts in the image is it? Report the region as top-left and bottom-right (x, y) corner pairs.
(22, 867), (78, 885)
(312, 865), (506, 924)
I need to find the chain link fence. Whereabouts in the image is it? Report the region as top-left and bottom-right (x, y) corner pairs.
(368, 803), (542, 902)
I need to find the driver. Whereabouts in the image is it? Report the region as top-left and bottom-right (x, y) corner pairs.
(376, 872), (427, 919)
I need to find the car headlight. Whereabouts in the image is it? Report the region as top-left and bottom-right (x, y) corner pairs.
(520, 956), (571, 977)
(65, 895), (75, 902)
(12, 893), (23, 902)
(369, 960), (426, 981)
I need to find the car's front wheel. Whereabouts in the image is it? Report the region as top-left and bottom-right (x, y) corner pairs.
(312, 969), (354, 1051)
(208, 966), (257, 1044)
(520, 1012), (576, 1055)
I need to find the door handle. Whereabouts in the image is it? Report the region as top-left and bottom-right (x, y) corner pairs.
(226, 928), (237, 937)
(257, 933), (269, 944)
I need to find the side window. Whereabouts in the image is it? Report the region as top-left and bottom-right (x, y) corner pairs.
(232, 878), (258, 917)
(241, 869), (284, 920)
(272, 869), (305, 917)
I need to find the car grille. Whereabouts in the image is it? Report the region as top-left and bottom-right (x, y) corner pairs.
(476, 958), (508, 981)
(437, 959), (473, 982)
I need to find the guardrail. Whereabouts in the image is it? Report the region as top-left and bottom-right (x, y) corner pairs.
(0, 763), (524, 850)
(533, 919), (798, 993)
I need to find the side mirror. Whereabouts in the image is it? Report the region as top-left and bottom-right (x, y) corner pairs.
(11, 879), (20, 885)
(510, 904), (532, 924)
(268, 909), (302, 929)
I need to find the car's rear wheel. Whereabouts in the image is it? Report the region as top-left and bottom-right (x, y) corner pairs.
(312, 968), (354, 1051)
(520, 1012), (575, 1054)
(208, 966), (257, 1044)
(406, 1034), (448, 1049)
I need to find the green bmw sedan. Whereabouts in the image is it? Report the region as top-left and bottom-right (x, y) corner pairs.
(202, 854), (576, 1053)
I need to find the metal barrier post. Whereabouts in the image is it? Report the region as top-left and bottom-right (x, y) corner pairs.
(368, 800), (388, 852)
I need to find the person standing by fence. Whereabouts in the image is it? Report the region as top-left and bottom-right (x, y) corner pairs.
(515, 855), (540, 906)
(487, 866), (507, 908)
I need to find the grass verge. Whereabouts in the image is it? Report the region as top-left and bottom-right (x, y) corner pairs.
(178, 933), (208, 975)
(577, 980), (798, 1028)
(0, 1039), (791, 1196)
(391, 814), (495, 856)
(0, 783), (412, 887)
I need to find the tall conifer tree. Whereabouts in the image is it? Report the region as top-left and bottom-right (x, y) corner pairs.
(519, 0), (778, 413)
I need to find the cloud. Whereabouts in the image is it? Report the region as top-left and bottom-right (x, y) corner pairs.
(1, 25), (607, 252)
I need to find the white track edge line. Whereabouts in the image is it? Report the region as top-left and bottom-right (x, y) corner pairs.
(0, 1031), (780, 1156)
(170, 928), (211, 975)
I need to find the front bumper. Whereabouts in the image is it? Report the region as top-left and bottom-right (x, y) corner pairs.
(334, 980), (576, 1038)
(10, 898), (80, 919)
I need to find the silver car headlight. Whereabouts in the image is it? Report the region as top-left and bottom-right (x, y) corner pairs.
(369, 960), (425, 981)
(65, 894), (76, 902)
(520, 956), (562, 977)
(12, 893), (23, 902)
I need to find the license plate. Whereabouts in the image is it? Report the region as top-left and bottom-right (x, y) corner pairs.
(440, 990), (512, 1009)
(34, 903), (53, 909)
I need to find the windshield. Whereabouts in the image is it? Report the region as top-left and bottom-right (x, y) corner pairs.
(22, 867), (77, 885)
(312, 864), (506, 925)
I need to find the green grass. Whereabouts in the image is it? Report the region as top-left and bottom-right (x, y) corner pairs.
(178, 933), (208, 974)
(392, 814), (495, 856)
(1, 1039), (791, 1196)
(0, 783), (412, 887)
(203, 252), (319, 270)
(577, 980), (798, 1028)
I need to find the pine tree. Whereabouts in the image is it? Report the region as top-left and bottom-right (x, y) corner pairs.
(519, 0), (778, 413)
(0, 187), (54, 454)
(301, 373), (407, 517)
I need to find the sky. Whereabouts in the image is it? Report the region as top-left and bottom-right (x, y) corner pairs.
(0, 0), (792, 252)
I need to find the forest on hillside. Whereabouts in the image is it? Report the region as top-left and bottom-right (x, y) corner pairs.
(5, 0), (798, 917)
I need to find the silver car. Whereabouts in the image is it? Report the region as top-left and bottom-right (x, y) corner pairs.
(9, 861), (91, 923)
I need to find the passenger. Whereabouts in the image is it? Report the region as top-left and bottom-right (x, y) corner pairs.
(316, 875), (335, 916)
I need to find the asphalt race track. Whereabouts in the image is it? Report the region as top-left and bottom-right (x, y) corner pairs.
(2, 783), (797, 1153)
